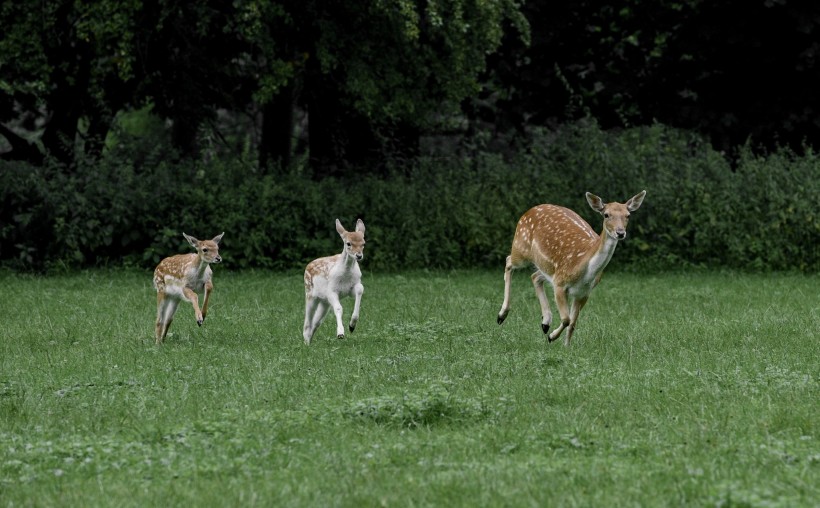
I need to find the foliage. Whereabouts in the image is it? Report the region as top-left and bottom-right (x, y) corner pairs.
(484, 0), (820, 154)
(0, 0), (528, 173)
(2, 121), (819, 272)
(342, 383), (493, 428)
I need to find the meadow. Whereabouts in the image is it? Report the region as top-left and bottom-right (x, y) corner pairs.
(0, 269), (817, 507)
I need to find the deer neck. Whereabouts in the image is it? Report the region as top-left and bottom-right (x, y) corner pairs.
(340, 250), (358, 268)
(583, 229), (618, 281)
(194, 255), (211, 276)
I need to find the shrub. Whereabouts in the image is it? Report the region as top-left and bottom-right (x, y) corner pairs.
(2, 120), (818, 272)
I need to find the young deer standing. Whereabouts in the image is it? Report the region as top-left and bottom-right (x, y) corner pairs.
(303, 219), (366, 345)
(153, 232), (224, 344)
(497, 191), (646, 346)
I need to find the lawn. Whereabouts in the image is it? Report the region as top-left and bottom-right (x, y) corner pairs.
(0, 269), (817, 507)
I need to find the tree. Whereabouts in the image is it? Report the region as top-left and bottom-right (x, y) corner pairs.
(484, 0), (820, 154)
(245, 0), (530, 176)
(1, 0), (529, 173)
(0, 0), (143, 166)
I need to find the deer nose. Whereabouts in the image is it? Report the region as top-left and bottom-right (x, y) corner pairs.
(355, 253), (363, 261)
(615, 230), (626, 240)
(215, 255), (222, 263)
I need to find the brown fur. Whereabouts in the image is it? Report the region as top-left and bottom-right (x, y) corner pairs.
(153, 233), (224, 344)
(497, 191), (645, 346)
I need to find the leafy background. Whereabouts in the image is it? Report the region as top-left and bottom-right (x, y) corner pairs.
(2, 121), (818, 272)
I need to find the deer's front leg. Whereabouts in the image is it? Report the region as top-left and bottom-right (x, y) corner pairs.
(548, 286), (570, 343)
(564, 297), (588, 347)
(327, 293), (345, 339)
(183, 287), (204, 325)
(201, 280), (213, 321)
(531, 271), (552, 334)
(349, 282), (364, 332)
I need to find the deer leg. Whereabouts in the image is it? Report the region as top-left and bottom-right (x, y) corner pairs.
(302, 295), (326, 344)
(564, 297), (588, 347)
(304, 299), (330, 344)
(183, 287), (204, 325)
(497, 256), (514, 324)
(155, 291), (168, 344)
(326, 293), (346, 339)
(531, 271), (553, 334)
(159, 298), (179, 342)
(349, 282), (364, 333)
(548, 286), (570, 343)
(201, 280), (213, 321)
(303, 295), (318, 344)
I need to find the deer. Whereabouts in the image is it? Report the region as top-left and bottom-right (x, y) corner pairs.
(496, 191), (646, 346)
(303, 219), (366, 345)
(153, 232), (224, 344)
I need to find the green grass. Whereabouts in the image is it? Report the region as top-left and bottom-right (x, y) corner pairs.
(0, 269), (817, 507)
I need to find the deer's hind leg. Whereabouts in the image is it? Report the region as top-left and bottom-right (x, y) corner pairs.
(304, 296), (330, 344)
(497, 256), (515, 324)
(156, 292), (179, 344)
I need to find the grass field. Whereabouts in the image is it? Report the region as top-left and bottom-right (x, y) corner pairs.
(0, 269), (817, 507)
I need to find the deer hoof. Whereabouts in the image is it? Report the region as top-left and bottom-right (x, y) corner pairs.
(497, 314), (507, 325)
(197, 319), (203, 326)
(349, 323), (356, 333)
(541, 323), (550, 335)
(337, 334), (345, 340)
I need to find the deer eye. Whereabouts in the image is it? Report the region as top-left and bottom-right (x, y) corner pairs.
(203, 248), (209, 252)
(604, 213), (610, 219)
(346, 242), (351, 247)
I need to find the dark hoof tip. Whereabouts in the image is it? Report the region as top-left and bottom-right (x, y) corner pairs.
(541, 323), (550, 334)
(337, 334), (345, 340)
(349, 325), (356, 333)
(548, 335), (558, 343)
(197, 320), (203, 326)
(497, 315), (506, 325)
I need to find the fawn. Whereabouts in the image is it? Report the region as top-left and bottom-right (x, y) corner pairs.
(497, 191), (646, 346)
(153, 232), (224, 344)
(303, 219), (366, 344)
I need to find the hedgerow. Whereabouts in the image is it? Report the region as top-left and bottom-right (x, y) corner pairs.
(2, 121), (818, 272)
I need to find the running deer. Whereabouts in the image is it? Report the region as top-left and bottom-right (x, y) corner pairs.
(303, 219), (366, 345)
(153, 232), (224, 344)
(497, 191), (646, 346)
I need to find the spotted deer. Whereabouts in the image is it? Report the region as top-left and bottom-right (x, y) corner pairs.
(303, 219), (366, 344)
(497, 191), (646, 346)
(153, 232), (224, 344)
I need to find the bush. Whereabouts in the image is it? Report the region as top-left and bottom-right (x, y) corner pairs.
(2, 120), (818, 272)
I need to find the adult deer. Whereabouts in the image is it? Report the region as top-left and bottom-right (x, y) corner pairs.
(497, 191), (646, 346)
(303, 219), (366, 345)
(153, 232), (224, 344)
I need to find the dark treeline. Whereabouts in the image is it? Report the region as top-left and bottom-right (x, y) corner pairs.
(3, 1), (820, 175)
(2, 1), (820, 272)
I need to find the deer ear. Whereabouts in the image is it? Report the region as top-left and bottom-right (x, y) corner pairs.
(335, 219), (346, 236)
(626, 190), (646, 212)
(212, 232), (224, 244)
(355, 219), (365, 235)
(183, 233), (198, 247)
(586, 193), (605, 213)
